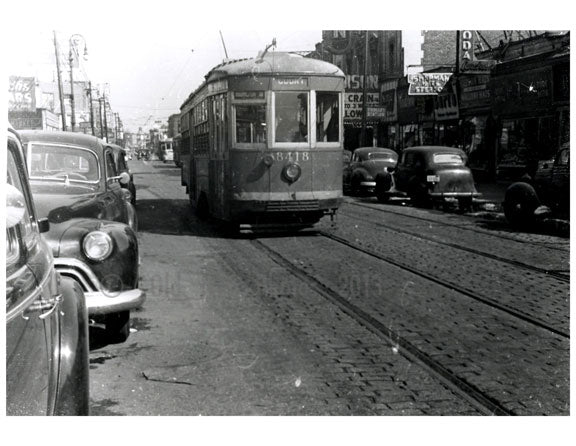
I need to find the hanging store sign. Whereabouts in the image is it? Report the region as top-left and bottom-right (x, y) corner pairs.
(9, 76), (36, 111)
(434, 81), (459, 121)
(407, 73), (452, 95)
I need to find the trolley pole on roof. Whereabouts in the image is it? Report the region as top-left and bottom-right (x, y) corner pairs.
(219, 30), (229, 59)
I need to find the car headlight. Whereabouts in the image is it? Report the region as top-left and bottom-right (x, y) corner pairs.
(82, 231), (113, 261)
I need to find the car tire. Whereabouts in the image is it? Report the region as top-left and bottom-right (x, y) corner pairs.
(104, 311), (130, 344)
(375, 174), (391, 203)
(504, 182), (540, 228)
(458, 197), (473, 213)
(351, 175), (363, 196)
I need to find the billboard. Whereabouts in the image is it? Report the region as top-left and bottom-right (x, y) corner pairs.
(9, 76), (36, 111)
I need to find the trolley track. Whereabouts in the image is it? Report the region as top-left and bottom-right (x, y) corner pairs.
(338, 208), (570, 282)
(347, 200), (570, 252)
(249, 237), (513, 415)
(318, 230), (569, 339)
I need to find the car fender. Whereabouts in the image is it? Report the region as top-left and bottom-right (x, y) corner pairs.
(49, 218), (140, 291)
(53, 277), (90, 415)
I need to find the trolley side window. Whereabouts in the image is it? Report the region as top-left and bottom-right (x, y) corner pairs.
(316, 92), (339, 143)
(274, 91), (308, 143)
(235, 104), (266, 143)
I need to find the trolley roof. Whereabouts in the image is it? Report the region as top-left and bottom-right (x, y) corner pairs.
(181, 52), (344, 110)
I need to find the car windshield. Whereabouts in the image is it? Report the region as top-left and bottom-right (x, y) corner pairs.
(433, 153), (464, 165)
(369, 152), (396, 162)
(29, 144), (100, 182)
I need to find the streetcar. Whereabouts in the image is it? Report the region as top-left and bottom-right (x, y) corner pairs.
(179, 49), (345, 231)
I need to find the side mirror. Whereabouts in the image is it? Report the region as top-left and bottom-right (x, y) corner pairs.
(6, 184), (26, 228)
(108, 171), (131, 185)
(37, 217), (50, 233)
(118, 171), (131, 185)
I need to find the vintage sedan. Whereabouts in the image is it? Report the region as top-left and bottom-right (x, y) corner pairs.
(20, 130), (145, 343)
(108, 143), (137, 205)
(504, 144), (569, 228)
(6, 126), (89, 415)
(376, 145), (480, 210)
(343, 147), (399, 195)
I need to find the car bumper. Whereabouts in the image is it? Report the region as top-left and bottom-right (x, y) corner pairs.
(428, 192), (481, 198)
(54, 257), (146, 315)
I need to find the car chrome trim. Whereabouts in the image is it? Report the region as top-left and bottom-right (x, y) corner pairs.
(84, 289), (146, 315)
(53, 257), (145, 314)
(6, 261), (56, 323)
(359, 181), (376, 187)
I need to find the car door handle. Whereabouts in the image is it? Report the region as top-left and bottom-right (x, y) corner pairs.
(23, 294), (62, 320)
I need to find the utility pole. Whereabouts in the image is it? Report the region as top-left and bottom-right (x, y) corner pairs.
(87, 81), (95, 136)
(98, 94), (105, 139)
(68, 47), (76, 132)
(53, 31), (67, 131)
(360, 30), (369, 147)
(102, 91), (109, 142)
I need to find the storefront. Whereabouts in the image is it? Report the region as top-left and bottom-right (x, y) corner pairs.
(343, 74), (385, 150)
(458, 72), (495, 180)
(490, 49), (569, 180)
(434, 76), (459, 148)
(379, 79), (399, 149)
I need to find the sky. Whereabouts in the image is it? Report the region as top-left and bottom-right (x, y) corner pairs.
(4, 0), (570, 134)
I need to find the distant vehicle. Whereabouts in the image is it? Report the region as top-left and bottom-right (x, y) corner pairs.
(343, 147), (398, 195)
(376, 145), (480, 211)
(179, 51), (344, 230)
(503, 144), (569, 228)
(158, 139), (174, 163)
(108, 143), (137, 205)
(20, 130), (145, 343)
(6, 126), (89, 415)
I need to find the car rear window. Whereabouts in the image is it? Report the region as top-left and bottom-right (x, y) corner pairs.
(369, 152), (397, 162)
(433, 153), (464, 165)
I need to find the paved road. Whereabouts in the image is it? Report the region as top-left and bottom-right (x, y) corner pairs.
(88, 159), (569, 416)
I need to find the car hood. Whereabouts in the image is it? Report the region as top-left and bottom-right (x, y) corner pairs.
(31, 184), (105, 223)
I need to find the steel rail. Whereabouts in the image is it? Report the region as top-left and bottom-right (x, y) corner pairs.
(251, 238), (514, 416)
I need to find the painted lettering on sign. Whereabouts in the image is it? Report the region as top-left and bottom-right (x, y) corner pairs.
(407, 73), (452, 95)
(9, 76), (36, 111)
(274, 78), (308, 87)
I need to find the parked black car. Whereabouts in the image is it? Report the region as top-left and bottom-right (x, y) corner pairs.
(376, 145), (480, 210)
(20, 130), (145, 343)
(343, 147), (398, 195)
(6, 126), (89, 415)
(503, 144), (569, 228)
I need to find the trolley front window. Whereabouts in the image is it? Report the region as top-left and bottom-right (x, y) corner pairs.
(236, 104), (266, 143)
(316, 92), (339, 143)
(275, 91), (308, 143)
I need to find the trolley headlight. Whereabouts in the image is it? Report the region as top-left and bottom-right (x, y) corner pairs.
(282, 162), (302, 183)
(82, 231), (113, 261)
